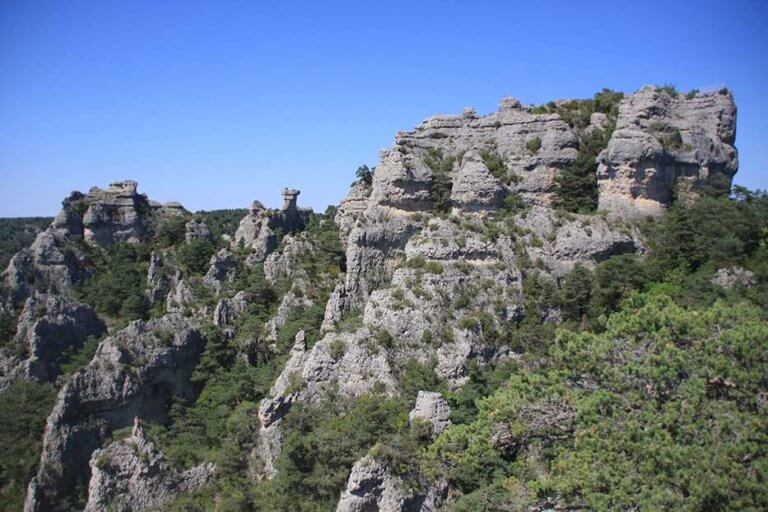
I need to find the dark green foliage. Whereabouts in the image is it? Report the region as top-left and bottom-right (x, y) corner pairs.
(154, 215), (187, 247)
(558, 264), (594, 323)
(427, 293), (768, 510)
(480, 148), (516, 185)
(546, 89), (623, 213)
(553, 128), (608, 213)
(255, 393), (408, 511)
(176, 239), (216, 275)
(274, 302), (326, 352)
(195, 209), (248, 240)
(589, 254), (647, 317)
(0, 217), (52, 269)
(525, 137), (541, 153)
(76, 243), (148, 320)
(355, 164), (373, 185)
(658, 83), (679, 97)
(146, 325), (282, 470)
(395, 358), (446, 404)
(646, 194), (766, 276)
(0, 381), (57, 510)
(58, 335), (104, 378)
(0, 310), (16, 347)
(424, 148), (455, 214)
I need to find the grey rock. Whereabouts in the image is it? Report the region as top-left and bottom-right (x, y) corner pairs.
(24, 315), (205, 512)
(213, 290), (251, 328)
(409, 391), (451, 435)
(335, 456), (446, 512)
(233, 190), (312, 261)
(263, 233), (315, 285)
(83, 181), (151, 248)
(450, 150), (506, 212)
(145, 252), (172, 304)
(0, 293), (106, 389)
(185, 219), (213, 243)
(597, 86), (738, 218)
(84, 419), (215, 512)
(203, 249), (237, 293)
(711, 266), (755, 289)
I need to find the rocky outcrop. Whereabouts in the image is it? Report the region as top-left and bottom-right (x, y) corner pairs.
(185, 219), (213, 243)
(409, 392), (451, 436)
(450, 150), (506, 212)
(203, 249), (237, 293)
(711, 266), (755, 289)
(24, 315), (205, 511)
(3, 181), (181, 306)
(263, 233), (315, 285)
(145, 252), (172, 304)
(82, 181), (152, 248)
(335, 456), (446, 512)
(0, 293), (106, 389)
(213, 290), (251, 329)
(597, 86), (738, 218)
(233, 189), (312, 261)
(84, 419), (214, 512)
(393, 96), (578, 207)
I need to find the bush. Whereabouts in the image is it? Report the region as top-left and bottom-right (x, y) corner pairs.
(176, 239), (216, 275)
(329, 338), (346, 360)
(155, 216), (187, 247)
(77, 243), (148, 320)
(424, 148), (455, 214)
(525, 137), (542, 153)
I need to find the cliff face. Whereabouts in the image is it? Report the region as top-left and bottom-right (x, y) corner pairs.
(597, 86), (737, 217)
(0, 85), (741, 511)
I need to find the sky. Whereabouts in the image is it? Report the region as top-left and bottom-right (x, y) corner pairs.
(1, 0), (767, 217)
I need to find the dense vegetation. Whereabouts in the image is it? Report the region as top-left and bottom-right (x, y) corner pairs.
(0, 381), (57, 510)
(0, 217), (52, 269)
(539, 88), (625, 213)
(0, 178), (765, 510)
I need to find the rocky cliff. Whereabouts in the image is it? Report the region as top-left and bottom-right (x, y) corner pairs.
(0, 85), (745, 511)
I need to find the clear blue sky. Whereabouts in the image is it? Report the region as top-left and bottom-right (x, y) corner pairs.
(1, 0), (766, 216)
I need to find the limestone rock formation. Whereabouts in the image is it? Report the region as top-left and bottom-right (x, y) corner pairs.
(335, 456), (446, 512)
(185, 219), (213, 243)
(84, 419), (215, 512)
(204, 249), (237, 293)
(233, 189), (312, 261)
(0, 293), (106, 389)
(82, 181), (152, 248)
(409, 391), (451, 436)
(24, 315), (205, 511)
(711, 266), (755, 289)
(597, 86), (738, 218)
(213, 290), (251, 328)
(450, 150), (506, 212)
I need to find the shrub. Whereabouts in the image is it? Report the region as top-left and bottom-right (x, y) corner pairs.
(176, 239), (216, 275)
(525, 137), (542, 153)
(0, 381), (57, 510)
(329, 339), (346, 360)
(424, 148), (455, 214)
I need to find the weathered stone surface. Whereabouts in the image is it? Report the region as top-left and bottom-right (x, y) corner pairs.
(450, 150), (506, 212)
(335, 456), (446, 512)
(185, 219), (213, 243)
(516, 206), (640, 276)
(84, 419), (215, 512)
(24, 315), (205, 511)
(145, 252), (172, 304)
(711, 266), (755, 289)
(0, 293), (106, 389)
(409, 391), (451, 435)
(393, 96), (578, 206)
(213, 290), (251, 328)
(83, 181), (151, 248)
(597, 86), (738, 218)
(264, 233), (314, 285)
(233, 190), (312, 261)
(166, 278), (195, 314)
(203, 249), (237, 293)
